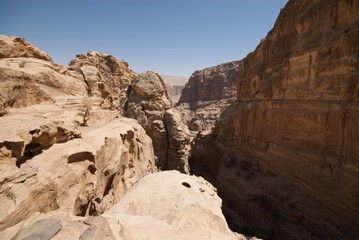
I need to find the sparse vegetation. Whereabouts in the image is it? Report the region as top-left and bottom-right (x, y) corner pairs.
(3, 188), (17, 205)
(18, 61), (26, 68)
(81, 97), (93, 126)
(0, 107), (8, 117)
(0, 102), (9, 117)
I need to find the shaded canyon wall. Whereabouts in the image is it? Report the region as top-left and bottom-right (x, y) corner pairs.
(190, 0), (359, 239)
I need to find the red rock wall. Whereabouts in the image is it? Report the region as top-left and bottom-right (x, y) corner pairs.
(190, 0), (359, 238)
(231, 0), (359, 224)
(178, 61), (239, 106)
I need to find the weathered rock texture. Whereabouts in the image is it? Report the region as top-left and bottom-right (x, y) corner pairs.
(126, 71), (190, 172)
(190, 0), (359, 239)
(0, 105), (157, 231)
(0, 36), (157, 233)
(0, 35), (52, 61)
(69, 51), (136, 113)
(1, 171), (251, 240)
(1, 36), (224, 239)
(0, 36), (88, 109)
(176, 61), (239, 131)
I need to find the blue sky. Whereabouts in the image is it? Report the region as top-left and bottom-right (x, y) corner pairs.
(0, 0), (287, 77)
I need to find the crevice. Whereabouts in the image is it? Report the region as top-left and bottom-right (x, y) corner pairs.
(15, 127), (75, 168)
(16, 142), (42, 167)
(79, 69), (91, 96)
(67, 152), (95, 164)
(103, 174), (116, 197)
(124, 85), (132, 112)
(0, 141), (24, 160)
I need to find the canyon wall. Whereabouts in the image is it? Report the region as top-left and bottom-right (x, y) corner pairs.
(177, 61), (239, 131)
(190, 0), (359, 239)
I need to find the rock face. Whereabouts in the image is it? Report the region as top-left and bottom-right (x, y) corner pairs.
(0, 105), (157, 231)
(1, 171), (249, 240)
(161, 75), (187, 104)
(165, 84), (185, 104)
(0, 36), (157, 233)
(0, 36), (88, 109)
(176, 61), (239, 131)
(179, 61), (239, 105)
(126, 71), (190, 172)
(69, 51), (136, 113)
(0, 35), (52, 61)
(190, 0), (359, 239)
(1, 36), (225, 239)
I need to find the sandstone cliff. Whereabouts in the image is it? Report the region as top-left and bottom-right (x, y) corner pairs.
(0, 35), (224, 239)
(126, 71), (190, 173)
(0, 36), (158, 231)
(68, 54), (190, 172)
(161, 75), (187, 104)
(176, 61), (239, 131)
(165, 84), (185, 104)
(190, 0), (359, 239)
(69, 51), (136, 113)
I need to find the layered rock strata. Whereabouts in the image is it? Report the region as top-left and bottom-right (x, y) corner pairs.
(176, 61), (239, 131)
(190, 0), (359, 239)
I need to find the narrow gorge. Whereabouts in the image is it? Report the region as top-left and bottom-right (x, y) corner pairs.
(189, 0), (359, 239)
(0, 0), (358, 239)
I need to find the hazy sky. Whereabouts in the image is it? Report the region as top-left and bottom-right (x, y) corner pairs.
(0, 0), (287, 77)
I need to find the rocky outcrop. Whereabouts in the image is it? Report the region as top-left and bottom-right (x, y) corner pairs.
(0, 105), (156, 230)
(176, 61), (239, 131)
(190, 0), (359, 239)
(179, 61), (239, 105)
(0, 36), (157, 233)
(69, 51), (136, 113)
(126, 71), (190, 172)
(1, 171), (251, 240)
(0, 37), (88, 109)
(0, 35), (250, 239)
(0, 35), (52, 61)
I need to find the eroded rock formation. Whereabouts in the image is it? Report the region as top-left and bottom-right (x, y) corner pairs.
(0, 35), (227, 239)
(69, 51), (136, 113)
(0, 36), (157, 233)
(126, 71), (190, 172)
(190, 0), (359, 239)
(176, 61), (239, 131)
(0, 36), (87, 110)
(0, 102), (157, 232)
(1, 171), (251, 240)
